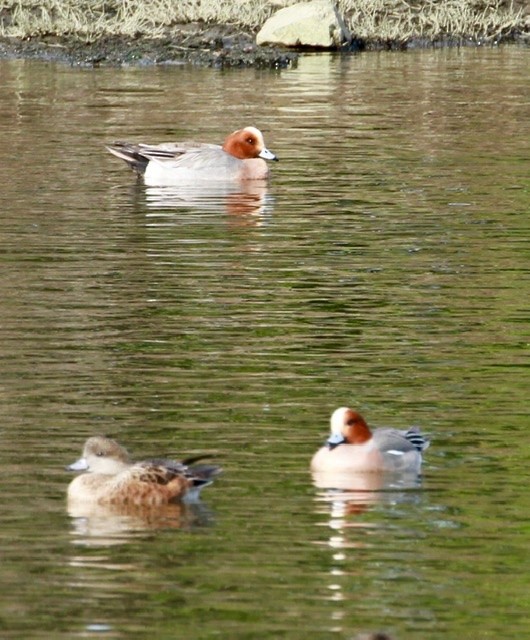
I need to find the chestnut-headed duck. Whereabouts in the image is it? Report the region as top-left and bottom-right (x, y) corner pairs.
(106, 126), (278, 186)
(66, 436), (221, 507)
(311, 407), (430, 475)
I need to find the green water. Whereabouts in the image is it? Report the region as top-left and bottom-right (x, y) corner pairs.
(0, 47), (528, 639)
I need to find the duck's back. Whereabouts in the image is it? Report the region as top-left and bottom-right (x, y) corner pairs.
(371, 427), (428, 474)
(68, 458), (221, 507)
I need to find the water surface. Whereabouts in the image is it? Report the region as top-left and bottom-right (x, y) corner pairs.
(0, 47), (528, 639)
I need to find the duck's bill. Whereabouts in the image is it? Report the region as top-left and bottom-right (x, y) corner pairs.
(259, 148), (278, 161)
(326, 433), (346, 450)
(66, 457), (89, 472)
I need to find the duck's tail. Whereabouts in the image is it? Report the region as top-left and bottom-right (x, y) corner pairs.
(404, 427), (430, 452)
(106, 142), (149, 175)
(189, 463), (223, 488)
(180, 454), (222, 492)
(180, 462), (221, 503)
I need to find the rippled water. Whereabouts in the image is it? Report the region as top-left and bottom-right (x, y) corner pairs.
(0, 47), (528, 639)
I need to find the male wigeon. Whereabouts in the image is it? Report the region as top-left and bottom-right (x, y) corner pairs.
(311, 407), (430, 475)
(66, 436), (221, 506)
(106, 126), (278, 185)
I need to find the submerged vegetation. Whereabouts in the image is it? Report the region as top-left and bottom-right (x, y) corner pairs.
(0, 0), (527, 66)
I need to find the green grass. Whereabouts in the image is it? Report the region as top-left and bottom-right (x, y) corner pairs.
(0, 0), (526, 43)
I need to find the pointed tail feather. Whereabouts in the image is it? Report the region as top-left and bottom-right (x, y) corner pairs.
(189, 463), (223, 488)
(106, 142), (149, 174)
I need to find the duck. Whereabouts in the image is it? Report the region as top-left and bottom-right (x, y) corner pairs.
(106, 126), (278, 186)
(311, 407), (430, 475)
(66, 436), (221, 506)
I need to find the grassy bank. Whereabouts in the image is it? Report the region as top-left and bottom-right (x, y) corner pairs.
(0, 0), (527, 45)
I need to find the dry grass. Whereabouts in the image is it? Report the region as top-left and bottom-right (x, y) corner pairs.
(0, 0), (525, 43)
(0, 0), (275, 38)
(340, 0), (526, 43)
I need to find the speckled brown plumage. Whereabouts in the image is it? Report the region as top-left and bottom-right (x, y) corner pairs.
(67, 436), (221, 506)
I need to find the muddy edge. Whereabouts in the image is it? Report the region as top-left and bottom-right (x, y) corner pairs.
(0, 9), (528, 69)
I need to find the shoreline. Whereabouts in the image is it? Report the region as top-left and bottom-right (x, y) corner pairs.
(0, 30), (298, 69)
(0, 0), (528, 69)
(0, 29), (528, 70)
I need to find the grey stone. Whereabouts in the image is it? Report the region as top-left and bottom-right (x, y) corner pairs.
(256, 0), (350, 49)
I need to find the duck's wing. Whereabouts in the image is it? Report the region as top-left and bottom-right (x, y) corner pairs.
(134, 458), (222, 489)
(106, 141), (221, 173)
(144, 144), (231, 172)
(372, 427), (429, 454)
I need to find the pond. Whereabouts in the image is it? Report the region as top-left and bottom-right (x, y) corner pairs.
(0, 46), (528, 639)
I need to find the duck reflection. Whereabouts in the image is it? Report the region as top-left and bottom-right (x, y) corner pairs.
(143, 180), (274, 220)
(313, 468), (423, 519)
(312, 470), (425, 637)
(313, 468), (423, 507)
(68, 500), (215, 546)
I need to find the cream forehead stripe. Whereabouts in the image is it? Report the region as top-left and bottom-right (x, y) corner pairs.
(330, 407), (349, 434)
(242, 126), (264, 144)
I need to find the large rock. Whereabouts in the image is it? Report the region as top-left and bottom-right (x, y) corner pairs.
(256, 0), (350, 49)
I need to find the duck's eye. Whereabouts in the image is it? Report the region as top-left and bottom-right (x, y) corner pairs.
(96, 451), (104, 457)
(246, 137), (254, 144)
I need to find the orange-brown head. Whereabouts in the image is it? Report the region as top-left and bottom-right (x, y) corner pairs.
(327, 407), (373, 449)
(222, 126), (278, 161)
